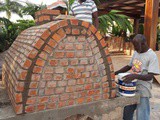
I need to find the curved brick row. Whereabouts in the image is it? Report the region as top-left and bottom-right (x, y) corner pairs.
(2, 19), (116, 114)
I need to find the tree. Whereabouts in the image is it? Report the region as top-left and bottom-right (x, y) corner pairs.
(0, 0), (23, 19)
(21, 2), (46, 19)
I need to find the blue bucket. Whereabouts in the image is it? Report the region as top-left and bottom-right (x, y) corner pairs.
(118, 73), (137, 97)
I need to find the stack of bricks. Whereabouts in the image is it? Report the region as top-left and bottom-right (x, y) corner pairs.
(35, 9), (60, 25)
(2, 18), (116, 114)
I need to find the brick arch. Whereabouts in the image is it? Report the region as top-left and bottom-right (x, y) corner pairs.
(2, 19), (116, 115)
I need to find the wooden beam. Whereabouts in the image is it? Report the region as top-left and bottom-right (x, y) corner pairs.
(144, 0), (159, 50)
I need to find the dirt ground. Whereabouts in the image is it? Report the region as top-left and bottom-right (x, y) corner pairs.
(111, 54), (160, 120)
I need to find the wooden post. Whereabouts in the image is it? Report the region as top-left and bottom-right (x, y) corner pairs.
(134, 19), (140, 34)
(144, 0), (159, 50)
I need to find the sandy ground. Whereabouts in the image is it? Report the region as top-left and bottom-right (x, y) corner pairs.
(111, 54), (160, 120)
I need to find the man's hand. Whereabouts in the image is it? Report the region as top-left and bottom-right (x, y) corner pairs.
(122, 74), (136, 83)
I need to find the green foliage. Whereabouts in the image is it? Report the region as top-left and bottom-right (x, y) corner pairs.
(99, 10), (133, 36)
(0, 0), (23, 19)
(21, 2), (46, 19)
(0, 18), (35, 52)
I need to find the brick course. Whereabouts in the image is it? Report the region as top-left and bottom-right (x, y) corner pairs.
(3, 18), (116, 114)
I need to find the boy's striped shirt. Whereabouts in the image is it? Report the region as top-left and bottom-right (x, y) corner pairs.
(69, 0), (97, 23)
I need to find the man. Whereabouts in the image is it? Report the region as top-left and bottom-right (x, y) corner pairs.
(115, 34), (160, 120)
(69, 0), (99, 29)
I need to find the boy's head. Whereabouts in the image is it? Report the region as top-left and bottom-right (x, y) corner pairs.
(132, 34), (148, 53)
(79, 0), (86, 2)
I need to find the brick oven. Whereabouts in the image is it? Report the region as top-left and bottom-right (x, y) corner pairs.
(1, 9), (139, 120)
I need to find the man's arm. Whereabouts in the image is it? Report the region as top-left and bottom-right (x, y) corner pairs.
(122, 73), (154, 83)
(115, 65), (132, 75)
(92, 11), (99, 29)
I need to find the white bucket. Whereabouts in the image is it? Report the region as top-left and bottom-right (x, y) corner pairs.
(118, 73), (137, 97)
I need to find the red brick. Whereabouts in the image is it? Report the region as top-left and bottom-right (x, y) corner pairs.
(111, 72), (115, 80)
(79, 91), (87, 97)
(36, 58), (45, 66)
(86, 97), (92, 103)
(39, 51), (48, 60)
(74, 73), (81, 79)
(37, 104), (46, 111)
(42, 67), (53, 73)
(28, 89), (38, 96)
(28, 49), (38, 59)
(81, 21), (90, 28)
(82, 72), (90, 78)
(54, 74), (62, 80)
(45, 88), (54, 95)
(81, 29), (87, 35)
(55, 52), (64, 58)
(19, 70), (27, 80)
(84, 84), (92, 90)
(111, 90), (116, 98)
(70, 19), (79, 25)
(110, 64), (114, 72)
(47, 81), (56, 88)
(41, 30), (50, 40)
(26, 97), (36, 105)
(48, 39), (57, 48)
(70, 59), (78, 65)
(57, 28), (66, 39)
(65, 44), (74, 50)
(87, 90), (95, 96)
(39, 81), (46, 88)
(58, 20), (68, 27)
(31, 74), (40, 81)
(38, 96), (49, 103)
(55, 87), (64, 94)
(49, 59), (58, 66)
(67, 36), (75, 42)
(33, 66), (42, 73)
(42, 74), (52, 80)
(65, 27), (71, 34)
(75, 44), (83, 50)
(66, 52), (75, 58)
(95, 89), (100, 95)
(105, 49), (109, 55)
(60, 59), (68, 66)
(102, 76), (108, 82)
(77, 97), (85, 104)
(43, 45), (52, 53)
(43, 15), (50, 21)
(25, 105), (35, 113)
(50, 24), (59, 32)
(55, 67), (64, 73)
(58, 81), (67, 87)
(86, 51), (93, 57)
(58, 43), (65, 50)
(100, 39), (107, 47)
(76, 51), (83, 58)
(16, 82), (24, 91)
(47, 102), (56, 109)
(76, 85), (84, 91)
(77, 78), (85, 85)
(15, 104), (23, 114)
(72, 28), (80, 35)
(67, 67), (75, 73)
(50, 95), (59, 102)
(60, 94), (69, 101)
(112, 81), (117, 88)
(58, 101), (66, 108)
(107, 56), (112, 64)
(68, 100), (74, 106)
(94, 83), (101, 89)
(103, 88), (109, 93)
(15, 93), (22, 103)
(34, 39), (44, 49)
(68, 79), (76, 86)
(102, 82), (109, 88)
(94, 95), (101, 101)
(89, 24), (97, 34)
(52, 33), (61, 42)
(66, 86), (75, 93)
(29, 82), (38, 88)
(95, 31), (102, 40)
(23, 59), (32, 69)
